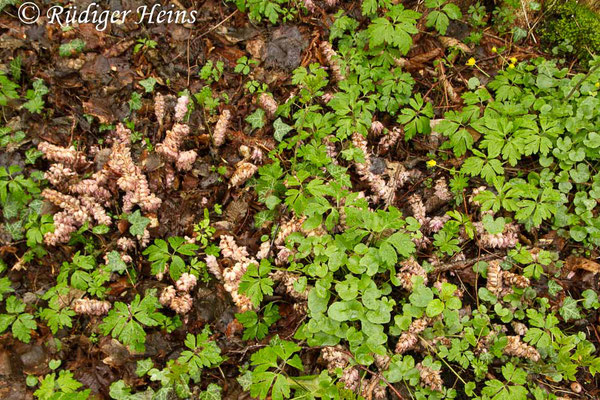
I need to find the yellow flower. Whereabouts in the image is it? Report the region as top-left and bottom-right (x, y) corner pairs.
(426, 159), (437, 168)
(508, 63), (515, 69)
(510, 56), (518, 64)
(466, 57), (476, 66)
(491, 46), (497, 53)
(595, 82), (600, 88)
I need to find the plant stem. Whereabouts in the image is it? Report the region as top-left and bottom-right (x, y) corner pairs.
(566, 62), (600, 100)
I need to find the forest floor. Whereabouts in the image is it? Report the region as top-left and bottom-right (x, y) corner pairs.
(1, 0), (600, 399)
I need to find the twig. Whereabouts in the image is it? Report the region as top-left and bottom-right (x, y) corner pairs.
(520, 0), (536, 44)
(197, 10), (238, 39)
(357, 364), (405, 400)
(566, 62), (600, 100)
(432, 253), (501, 272)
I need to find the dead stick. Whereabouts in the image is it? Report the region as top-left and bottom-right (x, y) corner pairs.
(432, 253), (500, 272)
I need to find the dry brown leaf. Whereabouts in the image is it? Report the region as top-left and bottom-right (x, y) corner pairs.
(565, 256), (600, 274)
(438, 36), (471, 53)
(83, 98), (115, 124)
(102, 39), (134, 58)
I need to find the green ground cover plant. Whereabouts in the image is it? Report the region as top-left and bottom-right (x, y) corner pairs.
(1, 0), (600, 399)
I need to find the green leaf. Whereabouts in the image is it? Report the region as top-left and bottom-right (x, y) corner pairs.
(582, 290), (600, 310)
(99, 292), (165, 352)
(426, 299), (445, 317)
(48, 359), (61, 370)
(570, 226), (587, 242)
(482, 214), (505, 235)
(109, 380), (133, 399)
(59, 39), (85, 57)
(239, 260), (273, 307)
(246, 109), (266, 131)
(0, 277), (13, 301)
(92, 224), (110, 235)
(559, 297), (581, 321)
(335, 276), (359, 301)
(328, 300), (363, 322)
(128, 210), (150, 237)
(362, 0), (377, 15)
(0, 314), (16, 334)
(271, 374), (290, 400)
(250, 371), (276, 399)
(367, 7), (420, 55)
(6, 295), (25, 314)
(106, 251), (127, 274)
(583, 132), (600, 148)
(136, 358), (154, 377)
(138, 78), (157, 93)
(426, 10), (449, 35)
(409, 282), (433, 308)
(442, 3), (461, 19)
(386, 232), (415, 258)
(199, 384), (222, 400)
(129, 92), (142, 112)
(570, 163), (590, 183)
(273, 118), (293, 141)
(178, 326), (223, 380)
(12, 313), (36, 343)
(22, 96), (44, 114)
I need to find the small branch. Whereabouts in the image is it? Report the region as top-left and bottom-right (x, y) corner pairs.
(566, 62), (600, 100)
(356, 364), (405, 400)
(197, 10), (238, 39)
(432, 253), (501, 272)
(520, 0), (536, 44)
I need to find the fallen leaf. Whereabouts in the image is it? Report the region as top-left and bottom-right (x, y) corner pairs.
(439, 36), (471, 53)
(566, 256), (600, 274)
(83, 97), (115, 124)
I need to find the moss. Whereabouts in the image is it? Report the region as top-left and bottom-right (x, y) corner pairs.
(540, 1), (600, 63)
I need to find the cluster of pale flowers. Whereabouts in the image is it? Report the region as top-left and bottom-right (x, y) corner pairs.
(38, 123), (159, 247)
(159, 273), (198, 314)
(155, 94), (198, 173)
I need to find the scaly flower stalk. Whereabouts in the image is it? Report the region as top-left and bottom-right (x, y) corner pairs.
(256, 241), (272, 260)
(230, 162), (258, 187)
(379, 127), (402, 153)
(408, 194), (427, 225)
(503, 335), (540, 361)
(170, 293), (193, 314)
(259, 92), (278, 117)
(45, 163), (76, 186)
(502, 270), (530, 288)
(395, 317), (430, 354)
(109, 124), (162, 213)
(320, 41), (345, 81)
(174, 95), (189, 122)
(397, 257), (428, 291)
(205, 255), (221, 280)
(73, 298), (111, 316)
(321, 345), (350, 372)
(486, 260), (503, 295)
(371, 120), (385, 135)
(38, 141), (87, 167)
(159, 285), (194, 314)
(213, 109), (231, 147)
(416, 363), (443, 392)
(275, 217), (305, 245)
(154, 92), (166, 126)
(219, 235), (249, 262)
(175, 273), (197, 292)
(271, 270), (309, 300)
(352, 132), (393, 202)
(477, 222), (519, 249)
